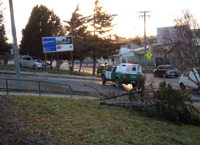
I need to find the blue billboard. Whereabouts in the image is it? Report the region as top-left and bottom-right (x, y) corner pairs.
(42, 36), (73, 53)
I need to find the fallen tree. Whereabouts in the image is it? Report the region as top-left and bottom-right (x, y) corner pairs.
(85, 76), (200, 125)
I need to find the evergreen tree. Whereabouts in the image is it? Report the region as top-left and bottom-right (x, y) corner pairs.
(19, 5), (62, 60)
(64, 4), (91, 71)
(0, 0), (10, 55)
(90, 0), (118, 75)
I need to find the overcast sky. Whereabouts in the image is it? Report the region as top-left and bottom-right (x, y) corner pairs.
(3, 0), (200, 44)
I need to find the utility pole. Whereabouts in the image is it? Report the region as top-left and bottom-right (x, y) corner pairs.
(9, 0), (21, 88)
(139, 11), (150, 71)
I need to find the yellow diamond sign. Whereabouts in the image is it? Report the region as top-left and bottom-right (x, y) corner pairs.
(146, 52), (152, 59)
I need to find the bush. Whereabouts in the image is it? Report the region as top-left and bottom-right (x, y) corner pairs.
(155, 81), (200, 125)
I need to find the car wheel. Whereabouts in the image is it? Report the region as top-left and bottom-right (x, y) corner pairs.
(115, 78), (121, 89)
(180, 83), (185, 90)
(175, 75), (178, 78)
(153, 72), (156, 77)
(132, 84), (137, 90)
(33, 65), (38, 70)
(163, 73), (166, 78)
(20, 63), (22, 68)
(102, 75), (106, 84)
(198, 87), (200, 94)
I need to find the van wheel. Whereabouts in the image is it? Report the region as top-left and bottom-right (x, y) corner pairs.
(153, 72), (156, 77)
(102, 75), (106, 84)
(180, 83), (185, 90)
(115, 78), (121, 88)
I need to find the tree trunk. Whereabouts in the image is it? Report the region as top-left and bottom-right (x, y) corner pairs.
(50, 53), (55, 69)
(79, 60), (83, 72)
(92, 57), (96, 75)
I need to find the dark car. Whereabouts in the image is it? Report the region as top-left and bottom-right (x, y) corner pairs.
(153, 65), (178, 78)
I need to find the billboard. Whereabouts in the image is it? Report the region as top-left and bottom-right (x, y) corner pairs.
(42, 36), (73, 53)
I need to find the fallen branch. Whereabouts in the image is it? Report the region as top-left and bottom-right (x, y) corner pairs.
(99, 101), (156, 107)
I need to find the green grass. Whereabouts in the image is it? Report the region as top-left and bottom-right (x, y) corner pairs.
(11, 96), (200, 145)
(48, 69), (92, 76)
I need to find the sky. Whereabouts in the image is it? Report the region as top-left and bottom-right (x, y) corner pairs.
(3, 0), (200, 44)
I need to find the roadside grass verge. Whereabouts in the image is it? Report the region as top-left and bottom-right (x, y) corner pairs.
(11, 96), (200, 145)
(48, 69), (92, 76)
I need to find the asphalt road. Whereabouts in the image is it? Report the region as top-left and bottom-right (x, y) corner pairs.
(0, 71), (200, 100)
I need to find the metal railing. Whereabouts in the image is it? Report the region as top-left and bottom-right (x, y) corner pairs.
(0, 77), (102, 99)
(0, 78), (74, 97)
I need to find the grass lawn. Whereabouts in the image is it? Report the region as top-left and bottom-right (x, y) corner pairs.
(10, 96), (200, 145)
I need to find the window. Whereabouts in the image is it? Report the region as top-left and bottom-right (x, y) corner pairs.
(113, 67), (117, 72)
(25, 57), (32, 61)
(166, 66), (176, 69)
(22, 56), (27, 60)
(132, 67), (136, 71)
(160, 66), (164, 69)
(184, 71), (189, 76)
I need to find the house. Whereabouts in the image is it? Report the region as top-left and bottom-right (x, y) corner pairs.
(114, 42), (141, 64)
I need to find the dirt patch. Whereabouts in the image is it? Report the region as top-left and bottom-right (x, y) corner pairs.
(0, 95), (59, 145)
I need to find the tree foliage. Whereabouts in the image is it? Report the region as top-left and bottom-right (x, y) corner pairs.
(161, 9), (200, 88)
(155, 82), (200, 125)
(19, 5), (62, 60)
(131, 35), (142, 46)
(89, 0), (119, 75)
(64, 4), (91, 71)
(0, 1), (10, 55)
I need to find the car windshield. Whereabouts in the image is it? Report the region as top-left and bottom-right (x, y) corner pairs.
(33, 57), (43, 62)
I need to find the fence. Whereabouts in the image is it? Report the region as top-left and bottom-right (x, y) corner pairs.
(0, 78), (104, 99)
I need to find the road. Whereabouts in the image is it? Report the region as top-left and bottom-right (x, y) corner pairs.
(1, 72), (200, 100)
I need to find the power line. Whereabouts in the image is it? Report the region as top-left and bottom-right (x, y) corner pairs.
(139, 11), (151, 71)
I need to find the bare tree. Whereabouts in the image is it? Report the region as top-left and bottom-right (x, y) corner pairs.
(160, 9), (200, 89)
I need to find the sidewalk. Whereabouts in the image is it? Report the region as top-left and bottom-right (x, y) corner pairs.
(0, 91), (98, 100)
(0, 70), (101, 81)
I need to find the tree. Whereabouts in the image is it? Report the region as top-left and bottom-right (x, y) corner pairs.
(90, 0), (118, 75)
(161, 9), (200, 88)
(64, 4), (91, 71)
(131, 35), (142, 46)
(0, 0), (12, 65)
(20, 5), (62, 60)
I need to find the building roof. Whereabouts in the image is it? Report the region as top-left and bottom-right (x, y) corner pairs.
(132, 45), (150, 52)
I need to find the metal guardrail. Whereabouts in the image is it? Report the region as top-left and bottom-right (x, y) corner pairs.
(0, 77), (73, 98)
(0, 77), (102, 99)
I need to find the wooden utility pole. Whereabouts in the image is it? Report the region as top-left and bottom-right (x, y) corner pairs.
(139, 11), (151, 71)
(9, 0), (21, 88)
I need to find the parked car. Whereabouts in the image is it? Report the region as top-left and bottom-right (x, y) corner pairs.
(179, 69), (200, 91)
(153, 65), (178, 78)
(19, 55), (46, 69)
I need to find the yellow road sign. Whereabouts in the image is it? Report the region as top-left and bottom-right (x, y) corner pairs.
(146, 52), (152, 59)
